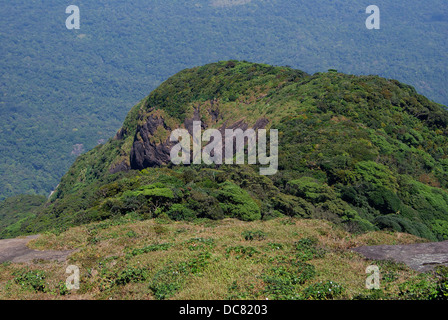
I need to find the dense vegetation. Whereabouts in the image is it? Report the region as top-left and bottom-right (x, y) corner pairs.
(4, 61), (447, 244)
(1, 0), (447, 200)
(0, 195), (46, 239)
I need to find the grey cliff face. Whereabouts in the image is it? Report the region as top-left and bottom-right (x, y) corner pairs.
(130, 115), (174, 169)
(128, 106), (269, 171)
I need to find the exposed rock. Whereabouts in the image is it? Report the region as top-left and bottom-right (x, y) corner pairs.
(253, 117), (270, 130)
(183, 106), (204, 135)
(353, 240), (448, 272)
(114, 127), (127, 140)
(209, 99), (220, 122)
(129, 107), (270, 171)
(109, 160), (130, 174)
(130, 115), (174, 169)
(0, 235), (75, 263)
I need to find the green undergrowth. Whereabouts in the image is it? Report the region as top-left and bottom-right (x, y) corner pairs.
(1, 217), (446, 300)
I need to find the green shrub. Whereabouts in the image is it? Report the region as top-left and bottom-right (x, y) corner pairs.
(400, 179), (448, 218)
(433, 266), (448, 300)
(187, 190), (224, 220)
(270, 194), (314, 218)
(217, 182), (261, 221)
(120, 192), (150, 215)
(149, 263), (189, 300)
(166, 204), (196, 221)
(286, 177), (335, 204)
(262, 209), (284, 220)
(226, 246), (259, 259)
(120, 184), (175, 211)
(242, 230), (267, 241)
(126, 243), (173, 258)
(58, 281), (71, 296)
(367, 186), (402, 214)
(317, 199), (358, 222)
(374, 214), (436, 240)
(14, 269), (47, 293)
(262, 261), (316, 300)
(431, 220), (448, 240)
(140, 185), (174, 199)
(295, 238), (326, 261)
(303, 281), (344, 300)
(354, 161), (398, 191)
(398, 274), (439, 300)
(100, 198), (126, 216)
(115, 266), (149, 285)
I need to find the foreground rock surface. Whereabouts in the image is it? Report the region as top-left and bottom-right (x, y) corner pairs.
(0, 235), (74, 263)
(353, 240), (448, 272)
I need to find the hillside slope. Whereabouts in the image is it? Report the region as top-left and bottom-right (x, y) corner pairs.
(0, 195), (46, 239)
(6, 61), (448, 242)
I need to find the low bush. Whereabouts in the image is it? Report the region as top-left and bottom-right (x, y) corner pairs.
(303, 280), (344, 300)
(242, 230), (267, 241)
(295, 238), (326, 261)
(226, 246), (259, 259)
(262, 260), (316, 300)
(13, 269), (47, 293)
(148, 252), (212, 299)
(115, 266), (149, 285)
(149, 262), (189, 300)
(126, 243), (173, 258)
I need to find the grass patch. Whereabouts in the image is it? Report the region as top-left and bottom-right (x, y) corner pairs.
(0, 217), (442, 300)
(125, 243), (174, 258)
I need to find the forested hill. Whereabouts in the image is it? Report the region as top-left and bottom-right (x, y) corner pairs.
(1, 0), (447, 200)
(5, 61), (448, 243)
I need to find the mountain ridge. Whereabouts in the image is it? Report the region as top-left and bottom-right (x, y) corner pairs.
(3, 61), (448, 242)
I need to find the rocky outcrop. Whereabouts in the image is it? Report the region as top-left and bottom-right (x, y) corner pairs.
(109, 161), (131, 174)
(0, 235), (75, 263)
(129, 106), (270, 170)
(353, 240), (448, 272)
(130, 115), (174, 169)
(114, 127), (127, 140)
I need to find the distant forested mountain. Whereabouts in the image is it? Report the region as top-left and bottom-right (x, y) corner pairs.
(0, 0), (447, 200)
